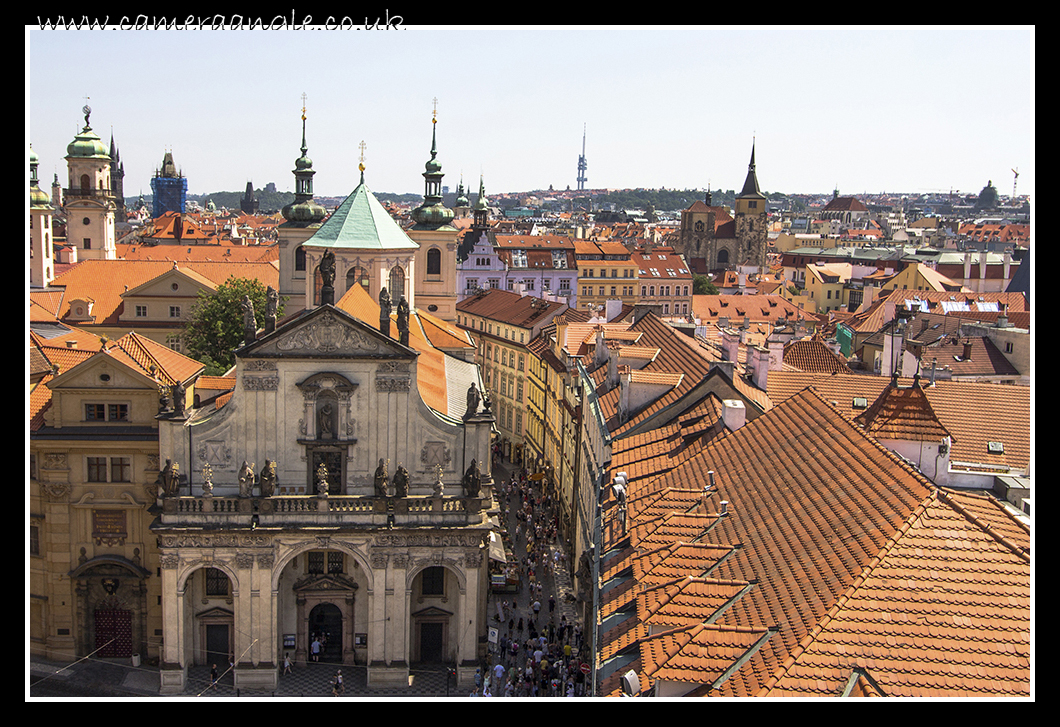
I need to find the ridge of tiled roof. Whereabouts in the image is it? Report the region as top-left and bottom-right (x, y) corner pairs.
(103, 331), (205, 386)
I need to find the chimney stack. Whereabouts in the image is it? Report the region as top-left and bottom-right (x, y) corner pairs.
(962, 340), (972, 361)
(750, 345), (770, 390)
(722, 399), (746, 431)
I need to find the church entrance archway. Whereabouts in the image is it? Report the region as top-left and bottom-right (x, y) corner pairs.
(308, 603), (343, 663)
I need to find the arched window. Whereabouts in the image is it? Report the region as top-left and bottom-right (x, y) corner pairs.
(80, 174), (91, 192)
(717, 248), (730, 266)
(346, 266), (369, 294)
(426, 247), (441, 276)
(389, 266), (405, 300)
(295, 245), (306, 272)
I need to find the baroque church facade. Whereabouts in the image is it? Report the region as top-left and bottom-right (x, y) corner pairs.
(678, 143), (769, 275)
(151, 106), (495, 694)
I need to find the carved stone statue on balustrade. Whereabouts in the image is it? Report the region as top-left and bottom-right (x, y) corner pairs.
(315, 462), (330, 497)
(319, 250), (336, 305)
(172, 381), (186, 416)
(374, 458), (389, 497)
(465, 382), (480, 419)
(238, 460), (255, 498)
(462, 458), (482, 498)
(259, 459), (277, 497)
(393, 464), (410, 498)
(379, 287), (392, 337)
(159, 458), (181, 496)
(431, 464), (444, 497)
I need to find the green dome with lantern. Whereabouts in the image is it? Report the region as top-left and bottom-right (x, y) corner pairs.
(66, 106), (110, 159)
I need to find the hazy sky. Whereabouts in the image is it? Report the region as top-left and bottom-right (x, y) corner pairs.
(27, 25), (1034, 201)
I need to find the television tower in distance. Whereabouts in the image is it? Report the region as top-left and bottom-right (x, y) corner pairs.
(576, 124), (587, 191)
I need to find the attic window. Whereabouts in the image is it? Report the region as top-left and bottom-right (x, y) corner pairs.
(987, 441), (1004, 454)
(852, 397), (868, 410)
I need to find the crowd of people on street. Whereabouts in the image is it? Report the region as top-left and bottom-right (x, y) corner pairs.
(471, 456), (589, 697)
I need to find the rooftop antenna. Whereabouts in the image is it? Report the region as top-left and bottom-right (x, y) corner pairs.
(576, 124), (587, 191)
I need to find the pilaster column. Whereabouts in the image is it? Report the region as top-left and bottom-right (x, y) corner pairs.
(159, 553), (186, 694)
(368, 551), (388, 666)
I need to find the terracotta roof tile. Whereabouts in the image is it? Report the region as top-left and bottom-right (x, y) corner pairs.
(599, 388), (950, 697)
(761, 488), (1029, 697)
(765, 372), (1029, 471)
(854, 381), (951, 441)
(783, 339), (849, 374)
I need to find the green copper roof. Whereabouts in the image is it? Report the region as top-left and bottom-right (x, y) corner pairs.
(306, 178), (418, 250)
(67, 125), (109, 159)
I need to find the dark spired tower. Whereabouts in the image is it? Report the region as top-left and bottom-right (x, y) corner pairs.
(576, 124), (587, 191)
(241, 181), (259, 214)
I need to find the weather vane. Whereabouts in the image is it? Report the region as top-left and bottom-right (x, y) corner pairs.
(432, 97), (438, 124)
(301, 92), (307, 120)
(359, 140), (366, 174)
(82, 95), (91, 126)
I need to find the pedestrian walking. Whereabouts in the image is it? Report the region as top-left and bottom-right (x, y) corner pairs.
(335, 669), (344, 694)
(210, 663), (219, 689)
(311, 636), (321, 662)
(283, 653), (292, 675)
(549, 594), (555, 613)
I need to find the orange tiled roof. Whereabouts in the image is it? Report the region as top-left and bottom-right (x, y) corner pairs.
(334, 284), (471, 419)
(49, 259), (280, 327)
(761, 488), (1029, 697)
(765, 372), (1029, 471)
(101, 331), (205, 386)
(598, 386), (1027, 697)
(854, 380), (951, 441)
(782, 339), (849, 374)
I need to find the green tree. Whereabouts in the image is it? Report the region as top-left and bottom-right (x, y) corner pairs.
(183, 277), (282, 375)
(693, 275), (719, 295)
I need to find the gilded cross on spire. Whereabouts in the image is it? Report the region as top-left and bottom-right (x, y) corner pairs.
(432, 97), (438, 124)
(301, 92), (307, 121)
(358, 140), (366, 182)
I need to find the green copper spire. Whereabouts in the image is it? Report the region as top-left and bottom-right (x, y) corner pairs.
(411, 100), (454, 230)
(282, 97), (326, 225)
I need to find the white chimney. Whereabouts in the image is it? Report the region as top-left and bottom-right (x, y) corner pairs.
(750, 345), (770, 390)
(722, 399), (746, 431)
(605, 298), (623, 322)
(721, 328), (739, 363)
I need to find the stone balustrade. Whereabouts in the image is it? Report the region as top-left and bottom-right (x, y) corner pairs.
(159, 492), (485, 528)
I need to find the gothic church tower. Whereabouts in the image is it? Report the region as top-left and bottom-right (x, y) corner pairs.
(733, 142), (768, 273)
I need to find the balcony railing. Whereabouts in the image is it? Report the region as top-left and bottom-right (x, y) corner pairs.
(158, 492), (484, 529)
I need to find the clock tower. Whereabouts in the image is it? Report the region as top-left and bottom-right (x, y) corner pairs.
(64, 104), (116, 260)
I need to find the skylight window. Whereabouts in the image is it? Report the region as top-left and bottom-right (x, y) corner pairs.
(987, 441), (1004, 454)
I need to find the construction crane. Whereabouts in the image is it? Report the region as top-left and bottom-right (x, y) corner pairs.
(1011, 168), (1019, 199)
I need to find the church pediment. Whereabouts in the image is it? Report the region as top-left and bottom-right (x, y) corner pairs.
(411, 606), (453, 618)
(238, 305), (417, 360)
(293, 572), (360, 593)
